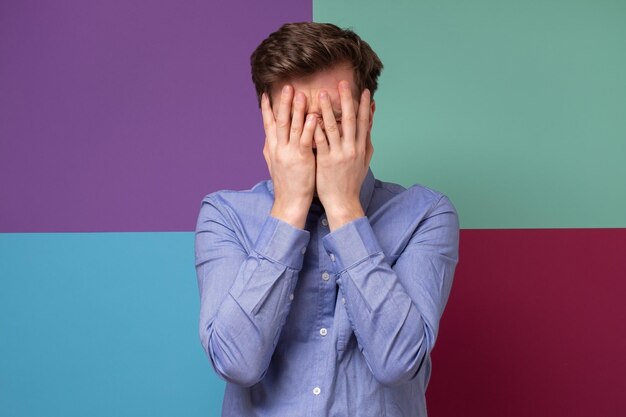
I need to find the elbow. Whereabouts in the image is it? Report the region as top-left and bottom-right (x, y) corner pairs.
(212, 356), (267, 387)
(370, 337), (429, 387)
(372, 357), (425, 387)
(200, 328), (267, 387)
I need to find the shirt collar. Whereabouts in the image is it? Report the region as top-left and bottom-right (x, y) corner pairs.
(266, 167), (376, 213)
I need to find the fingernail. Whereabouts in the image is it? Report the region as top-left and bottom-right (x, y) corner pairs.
(341, 81), (350, 91)
(320, 90), (328, 100)
(283, 85), (292, 95)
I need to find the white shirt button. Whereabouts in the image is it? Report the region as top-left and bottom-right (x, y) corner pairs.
(289, 293), (294, 301)
(319, 328), (328, 336)
(329, 253), (335, 262)
(321, 218), (328, 227)
(321, 271), (330, 281)
(301, 247), (306, 254)
(313, 386), (321, 395)
(341, 297), (346, 304)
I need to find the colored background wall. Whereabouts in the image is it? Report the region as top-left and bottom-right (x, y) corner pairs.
(315, 0), (626, 229)
(1, 1), (624, 416)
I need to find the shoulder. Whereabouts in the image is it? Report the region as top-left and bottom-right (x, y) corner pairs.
(200, 179), (272, 207)
(370, 176), (457, 218)
(368, 176), (459, 260)
(195, 179), (274, 228)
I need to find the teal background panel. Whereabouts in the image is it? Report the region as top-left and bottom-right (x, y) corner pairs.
(314, 0), (626, 229)
(0, 232), (224, 417)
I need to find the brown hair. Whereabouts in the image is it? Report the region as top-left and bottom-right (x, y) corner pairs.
(250, 22), (383, 107)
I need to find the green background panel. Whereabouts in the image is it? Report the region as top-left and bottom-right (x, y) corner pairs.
(0, 232), (224, 417)
(314, 0), (626, 228)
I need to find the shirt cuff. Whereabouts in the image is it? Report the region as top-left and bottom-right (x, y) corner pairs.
(322, 216), (383, 273)
(253, 215), (310, 270)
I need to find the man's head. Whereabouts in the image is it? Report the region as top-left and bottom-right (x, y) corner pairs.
(250, 22), (383, 109)
(252, 23), (381, 203)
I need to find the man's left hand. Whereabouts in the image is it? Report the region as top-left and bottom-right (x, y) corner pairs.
(314, 81), (374, 231)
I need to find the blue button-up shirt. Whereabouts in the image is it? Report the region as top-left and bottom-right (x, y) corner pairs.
(194, 168), (459, 417)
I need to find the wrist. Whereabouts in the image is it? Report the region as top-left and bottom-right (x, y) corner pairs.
(271, 198), (311, 229)
(324, 199), (364, 231)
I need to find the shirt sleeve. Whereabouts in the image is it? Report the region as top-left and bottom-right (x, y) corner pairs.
(194, 195), (310, 387)
(321, 194), (459, 387)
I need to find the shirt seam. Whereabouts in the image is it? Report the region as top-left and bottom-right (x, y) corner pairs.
(336, 250), (383, 275)
(252, 248), (300, 271)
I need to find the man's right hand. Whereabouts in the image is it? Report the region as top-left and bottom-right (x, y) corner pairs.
(261, 85), (318, 229)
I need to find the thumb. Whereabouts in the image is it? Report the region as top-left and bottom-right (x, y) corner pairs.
(263, 137), (272, 173)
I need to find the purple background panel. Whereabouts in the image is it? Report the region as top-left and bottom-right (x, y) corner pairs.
(0, 0), (311, 232)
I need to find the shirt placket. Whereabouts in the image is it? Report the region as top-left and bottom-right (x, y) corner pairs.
(309, 212), (337, 414)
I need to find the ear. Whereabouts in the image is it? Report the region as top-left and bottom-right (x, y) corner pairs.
(369, 100), (376, 131)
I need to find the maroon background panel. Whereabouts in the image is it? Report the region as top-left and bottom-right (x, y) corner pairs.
(426, 228), (626, 416)
(0, 0), (310, 233)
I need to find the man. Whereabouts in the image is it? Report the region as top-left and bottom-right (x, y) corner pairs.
(195, 22), (459, 417)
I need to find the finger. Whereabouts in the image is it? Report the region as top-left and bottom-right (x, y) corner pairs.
(300, 113), (317, 152)
(313, 122), (329, 155)
(289, 91), (306, 146)
(261, 93), (276, 147)
(365, 131), (374, 166)
(339, 80), (356, 148)
(276, 85), (293, 145)
(319, 90), (341, 149)
(263, 136), (272, 172)
(356, 88), (371, 152)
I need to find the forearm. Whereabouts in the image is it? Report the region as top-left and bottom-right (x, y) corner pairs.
(335, 252), (430, 386)
(197, 214), (309, 386)
(202, 256), (298, 386)
(323, 213), (458, 386)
